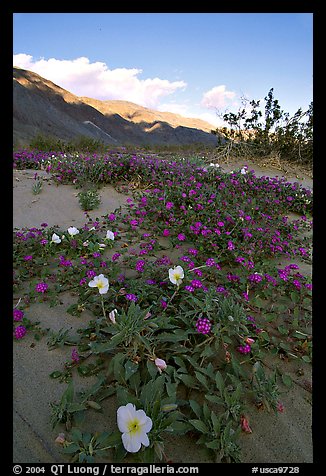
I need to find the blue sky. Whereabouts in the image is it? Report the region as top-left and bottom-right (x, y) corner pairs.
(13, 13), (313, 127)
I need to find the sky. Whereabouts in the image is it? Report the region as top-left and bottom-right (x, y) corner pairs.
(13, 13), (313, 128)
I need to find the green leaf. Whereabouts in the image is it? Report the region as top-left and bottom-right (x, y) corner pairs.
(49, 371), (63, 379)
(292, 331), (309, 340)
(124, 360), (139, 381)
(189, 399), (202, 418)
(205, 394), (223, 405)
(210, 411), (221, 434)
(86, 401), (102, 410)
(301, 355), (311, 363)
(189, 419), (209, 433)
(194, 371), (210, 390)
(67, 402), (88, 413)
(63, 443), (80, 454)
(205, 440), (219, 450)
(97, 431), (122, 449)
(290, 292), (300, 304)
(61, 380), (74, 406)
(200, 345), (215, 359)
(179, 374), (197, 388)
(277, 325), (288, 336)
(70, 427), (83, 442)
(281, 374), (293, 388)
(215, 371), (225, 394)
(168, 421), (192, 435)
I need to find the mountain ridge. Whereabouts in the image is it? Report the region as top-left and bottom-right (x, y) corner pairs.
(13, 67), (220, 147)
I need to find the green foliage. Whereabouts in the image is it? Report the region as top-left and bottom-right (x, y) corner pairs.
(29, 134), (106, 153)
(77, 188), (101, 211)
(251, 361), (280, 412)
(62, 427), (121, 463)
(214, 88), (313, 165)
(32, 177), (43, 194)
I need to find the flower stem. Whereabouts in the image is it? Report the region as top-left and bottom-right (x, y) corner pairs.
(101, 296), (106, 319)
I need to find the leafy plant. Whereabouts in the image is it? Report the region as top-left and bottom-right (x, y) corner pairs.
(62, 427), (120, 463)
(32, 177), (43, 194)
(77, 188), (101, 211)
(213, 88), (313, 165)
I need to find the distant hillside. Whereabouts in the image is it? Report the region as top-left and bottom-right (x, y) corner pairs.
(13, 67), (220, 147)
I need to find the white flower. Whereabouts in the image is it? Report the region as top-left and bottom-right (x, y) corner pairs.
(88, 274), (109, 294)
(98, 243), (106, 249)
(241, 166), (248, 175)
(68, 226), (80, 236)
(117, 403), (152, 453)
(154, 358), (167, 373)
(106, 230), (115, 241)
(51, 233), (61, 244)
(168, 265), (184, 286)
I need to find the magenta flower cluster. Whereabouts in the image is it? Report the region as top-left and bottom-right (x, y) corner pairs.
(35, 282), (48, 293)
(196, 317), (212, 335)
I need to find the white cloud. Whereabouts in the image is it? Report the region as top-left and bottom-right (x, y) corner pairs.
(158, 102), (190, 116)
(201, 84), (236, 110)
(13, 54), (187, 109)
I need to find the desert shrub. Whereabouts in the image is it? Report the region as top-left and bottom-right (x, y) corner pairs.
(28, 134), (106, 154)
(213, 88), (313, 165)
(29, 134), (68, 152)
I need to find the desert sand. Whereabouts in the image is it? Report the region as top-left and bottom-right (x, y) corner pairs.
(13, 160), (313, 464)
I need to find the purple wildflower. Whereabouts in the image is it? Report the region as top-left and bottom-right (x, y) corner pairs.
(135, 260), (146, 272)
(71, 348), (80, 363)
(125, 293), (138, 302)
(111, 252), (121, 262)
(196, 317), (212, 335)
(248, 273), (263, 283)
(14, 325), (27, 340)
(205, 258), (215, 267)
(237, 344), (251, 354)
(35, 282), (48, 293)
(13, 309), (24, 321)
(185, 285), (195, 293)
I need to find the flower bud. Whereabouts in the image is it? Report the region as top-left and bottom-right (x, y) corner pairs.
(109, 309), (118, 324)
(154, 358), (167, 373)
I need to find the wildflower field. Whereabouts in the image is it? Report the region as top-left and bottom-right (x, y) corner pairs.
(13, 148), (313, 463)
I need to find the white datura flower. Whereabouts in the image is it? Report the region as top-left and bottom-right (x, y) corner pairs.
(168, 265), (184, 286)
(117, 403), (152, 453)
(51, 233), (61, 244)
(88, 274), (109, 295)
(106, 230), (115, 241)
(67, 226), (80, 236)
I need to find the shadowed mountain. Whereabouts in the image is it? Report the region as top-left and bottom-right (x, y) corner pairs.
(13, 67), (220, 147)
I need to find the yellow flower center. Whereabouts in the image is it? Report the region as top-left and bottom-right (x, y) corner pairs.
(127, 418), (142, 436)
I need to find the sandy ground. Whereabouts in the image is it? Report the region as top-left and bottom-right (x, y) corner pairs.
(13, 163), (313, 464)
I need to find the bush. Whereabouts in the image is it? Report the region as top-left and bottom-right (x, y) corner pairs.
(29, 134), (106, 154)
(213, 89), (313, 165)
